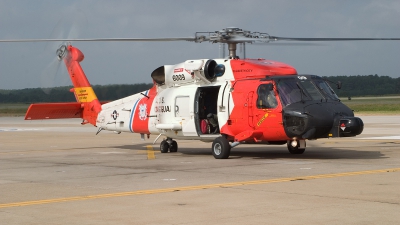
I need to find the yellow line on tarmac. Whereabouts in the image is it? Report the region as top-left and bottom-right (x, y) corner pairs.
(146, 145), (155, 160)
(1, 167), (399, 209)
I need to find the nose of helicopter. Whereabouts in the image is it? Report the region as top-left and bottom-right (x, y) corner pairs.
(283, 102), (364, 139)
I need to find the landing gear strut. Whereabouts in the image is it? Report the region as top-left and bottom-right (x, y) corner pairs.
(287, 140), (306, 154)
(160, 138), (178, 153)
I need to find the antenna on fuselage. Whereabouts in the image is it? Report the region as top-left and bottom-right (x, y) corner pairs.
(219, 43), (226, 58)
(239, 43), (246, 59)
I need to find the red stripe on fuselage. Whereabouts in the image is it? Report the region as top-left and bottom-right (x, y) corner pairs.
(130, 85), (157, 134)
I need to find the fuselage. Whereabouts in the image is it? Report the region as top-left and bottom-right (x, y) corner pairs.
(96, 58), (363, 142)
(22, 44), (364, 159)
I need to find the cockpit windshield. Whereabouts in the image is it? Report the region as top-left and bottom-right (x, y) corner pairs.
(313, 79), (339, 100)
(276, 76), (339, 107)
(277, 78), (309, 106)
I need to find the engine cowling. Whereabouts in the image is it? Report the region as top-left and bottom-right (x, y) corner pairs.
(151, 59), (225, 87)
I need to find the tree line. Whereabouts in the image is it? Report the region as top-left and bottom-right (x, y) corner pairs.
(323, 75), (400, 97)
(0, 75), (399, 103)
(0, 83), (153, 103)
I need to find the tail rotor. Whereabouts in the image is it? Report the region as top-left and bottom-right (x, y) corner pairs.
(40, 13), (87, 93)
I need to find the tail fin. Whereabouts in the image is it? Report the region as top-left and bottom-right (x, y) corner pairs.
(64, 45), (101, 125)
(25, 44), (101, 126)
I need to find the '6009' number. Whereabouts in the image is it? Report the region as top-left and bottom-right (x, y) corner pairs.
(172, 74), (185, 81)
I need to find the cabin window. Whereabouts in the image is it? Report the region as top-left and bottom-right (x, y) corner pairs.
(256, 84), (277, 109)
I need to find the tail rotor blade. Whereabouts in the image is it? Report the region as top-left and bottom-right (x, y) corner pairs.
(40, 57), (62, 94)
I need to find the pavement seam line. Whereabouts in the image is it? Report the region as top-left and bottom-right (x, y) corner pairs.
(1, 167), (399, 209)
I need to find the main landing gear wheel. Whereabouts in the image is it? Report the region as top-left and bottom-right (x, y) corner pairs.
(212, 137), (231, 159)
(160, 140), (169, 153)
(160, 139), (178, 153)
(287, 140), (306, 154)
(169, 140), (178, 152)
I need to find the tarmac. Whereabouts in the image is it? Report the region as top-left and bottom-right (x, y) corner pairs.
(0, 116), (399, 225)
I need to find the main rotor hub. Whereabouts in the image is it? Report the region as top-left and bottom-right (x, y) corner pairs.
(195, 27), (271, 58)
(195, 27), (270, 43)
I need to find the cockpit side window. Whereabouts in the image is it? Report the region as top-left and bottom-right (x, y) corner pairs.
(257, 84), (278, 109)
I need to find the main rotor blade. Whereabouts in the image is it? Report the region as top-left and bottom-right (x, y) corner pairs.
(3, 36), (400, 43)
(252, 42), (324, 46)
(0, 37), (197, 42)
(269, 36), (400, 41)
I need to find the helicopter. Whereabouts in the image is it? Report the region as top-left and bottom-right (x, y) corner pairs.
(2, 27), (400, 159)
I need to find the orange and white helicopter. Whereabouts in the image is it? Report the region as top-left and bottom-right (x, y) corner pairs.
(2, 27), (400, 159)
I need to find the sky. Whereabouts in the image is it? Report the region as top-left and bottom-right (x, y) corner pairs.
(1, 0), (400, 90)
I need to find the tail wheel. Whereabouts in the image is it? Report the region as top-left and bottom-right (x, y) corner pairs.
(287, 140), (306, 154)
(212, 137), (231, 159)
(160, 140), (170, 153)
(169, 140), (178, 152)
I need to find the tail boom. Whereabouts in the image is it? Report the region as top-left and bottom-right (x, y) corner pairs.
(24, 45), (101, 126)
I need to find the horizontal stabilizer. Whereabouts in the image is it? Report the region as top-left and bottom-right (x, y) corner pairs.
(25, 103), (83, 120)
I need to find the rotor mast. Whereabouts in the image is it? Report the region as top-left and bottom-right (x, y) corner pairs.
(228, 43), (237, 58)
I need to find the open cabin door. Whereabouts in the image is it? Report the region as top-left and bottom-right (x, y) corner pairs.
(194, 86), (220, 136)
